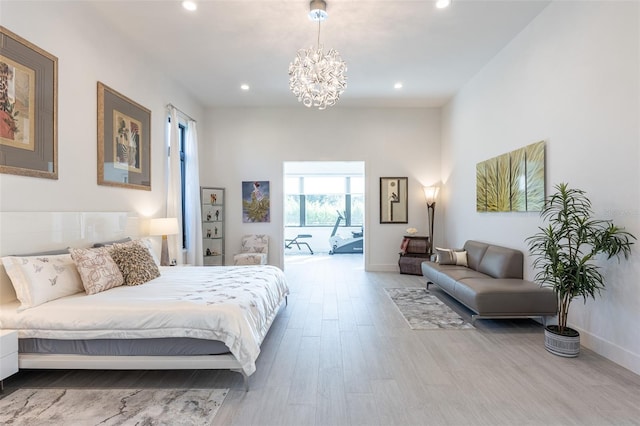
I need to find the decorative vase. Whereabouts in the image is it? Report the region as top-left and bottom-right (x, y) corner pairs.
(544, 325), (580, 357)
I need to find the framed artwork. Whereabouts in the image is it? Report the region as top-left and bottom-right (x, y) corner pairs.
(380, 177), (408, 223)
(242, 181), (270, 223)
(97, 82), (151, 190)
(476, 141), (545, 212)
(0, 26), (58, 179)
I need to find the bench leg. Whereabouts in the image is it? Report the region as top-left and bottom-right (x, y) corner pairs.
(285, 236), (313, 254)
(300, 242), (313, 254)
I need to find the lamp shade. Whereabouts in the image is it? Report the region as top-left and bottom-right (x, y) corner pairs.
(423, 186), (440, 205)
(149, 218), (179, 236)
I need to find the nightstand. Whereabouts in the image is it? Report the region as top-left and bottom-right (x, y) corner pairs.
(0, 329), (18, 390)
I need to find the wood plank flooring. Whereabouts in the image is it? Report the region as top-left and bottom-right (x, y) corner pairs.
(4, 254), (640, 425)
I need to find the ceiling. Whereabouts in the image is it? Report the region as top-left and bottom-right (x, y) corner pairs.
(88, 0), (550, 109)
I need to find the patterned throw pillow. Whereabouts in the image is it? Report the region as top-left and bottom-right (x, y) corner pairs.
(70, 247), (124, 295)
(108, 240), (160, 286)
(1, 254), (84, 311)
(435, 247), (468, 267)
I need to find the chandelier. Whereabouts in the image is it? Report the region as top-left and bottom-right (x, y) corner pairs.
(288, 0), (347, 110)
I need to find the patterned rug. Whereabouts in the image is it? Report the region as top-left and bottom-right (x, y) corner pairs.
(0, 388), (228, 425)
(384, 287), (475, 330)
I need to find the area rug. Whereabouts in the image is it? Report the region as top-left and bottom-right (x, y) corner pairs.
(0, 387), (228, 426)
(384, 287), (475, 330)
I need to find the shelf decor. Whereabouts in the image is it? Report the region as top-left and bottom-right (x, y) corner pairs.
(0, 26), (58, 179)
(201, 186), (225, 266)
(97, 82), (151, 190)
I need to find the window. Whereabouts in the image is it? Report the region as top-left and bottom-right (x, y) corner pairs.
(178, 123), (186, 249)
(285, 176), (363, 227)
(167, 117), (187, 249)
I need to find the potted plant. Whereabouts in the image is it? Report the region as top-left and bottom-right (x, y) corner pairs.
(527, 183), (635, 357)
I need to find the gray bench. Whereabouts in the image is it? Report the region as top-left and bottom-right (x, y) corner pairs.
(421, 240), (557, 323)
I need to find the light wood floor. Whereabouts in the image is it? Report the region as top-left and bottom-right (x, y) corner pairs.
(4, 254), (640, 425)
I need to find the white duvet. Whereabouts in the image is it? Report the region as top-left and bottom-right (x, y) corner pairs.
(0, 265), (289, 376)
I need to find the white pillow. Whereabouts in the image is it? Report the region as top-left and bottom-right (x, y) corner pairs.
(435, 247), (468, 267)
(138, 237), (161, 267)
(2, 254), (84, 311)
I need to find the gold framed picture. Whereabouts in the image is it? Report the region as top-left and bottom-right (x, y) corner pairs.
(0, 26), (58, 179)
(97, 82), (151, 190)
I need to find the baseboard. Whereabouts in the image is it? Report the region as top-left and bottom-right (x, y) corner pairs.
(367, 264), (400, 272)
(572, 324), (640, 376)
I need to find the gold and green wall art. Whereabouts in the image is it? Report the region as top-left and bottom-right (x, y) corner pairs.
(476, 141), (545, 212)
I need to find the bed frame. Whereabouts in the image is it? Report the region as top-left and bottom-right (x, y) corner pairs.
(19, 352), (250, 390)
(0, 212), (280, 391)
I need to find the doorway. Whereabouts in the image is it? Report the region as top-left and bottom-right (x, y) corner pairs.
(283, 161), (365, 263)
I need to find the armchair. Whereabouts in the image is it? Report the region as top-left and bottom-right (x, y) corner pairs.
(233, 234), (269, 265)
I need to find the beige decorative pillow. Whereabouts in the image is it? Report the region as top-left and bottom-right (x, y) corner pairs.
(1, 254), (84, 311)
(435, 247), (468, 267)
(108, 240), (160, 286)
(70, 247), (124, 295)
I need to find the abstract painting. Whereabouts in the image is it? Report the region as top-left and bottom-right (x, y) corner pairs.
(476, 141), (545, 212)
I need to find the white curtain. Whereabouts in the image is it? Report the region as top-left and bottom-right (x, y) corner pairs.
(184, 119), (203, 265)
(166, 107), (183, 264)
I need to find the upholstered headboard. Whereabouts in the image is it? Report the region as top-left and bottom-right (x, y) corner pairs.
(0, 212), (142, 303)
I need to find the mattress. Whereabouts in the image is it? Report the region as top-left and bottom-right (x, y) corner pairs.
(0, 265), (289, 375)
(19, 337), (230, 356)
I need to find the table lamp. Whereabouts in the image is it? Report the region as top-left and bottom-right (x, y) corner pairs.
(149, 217), (179, 266)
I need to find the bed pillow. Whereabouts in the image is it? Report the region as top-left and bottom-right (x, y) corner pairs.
(91, 237), (132, 248)
(1, 254), (84, 311)
(138, 237), (161, 267)
(12, 248), (69, 256)
(70, 247), (124, 295)
(435, 247), (468, 267)
(108, 240), (160, 286)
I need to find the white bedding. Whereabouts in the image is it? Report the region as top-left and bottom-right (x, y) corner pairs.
(0, 265), (289, 376)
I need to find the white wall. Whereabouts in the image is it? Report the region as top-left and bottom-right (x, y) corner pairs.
(441, 1), (640, 374)
(0, 1), (203, 223)
(201, 107), (441, 270)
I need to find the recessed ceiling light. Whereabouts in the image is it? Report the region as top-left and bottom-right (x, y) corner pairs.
(240, 84), (250, 91)
(436, 0), (451, 9)
(182, 1), (197, 11)
(394, 82), (403, 89)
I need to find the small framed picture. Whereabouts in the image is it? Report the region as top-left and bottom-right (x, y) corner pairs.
(0, 26), (58, 179)
(242, 181), (270, 223)
(380, 177), (408, 223)
(97, 82), (151, 190)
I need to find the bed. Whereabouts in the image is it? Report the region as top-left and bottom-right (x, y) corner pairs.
(0, 262), (289, 390)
